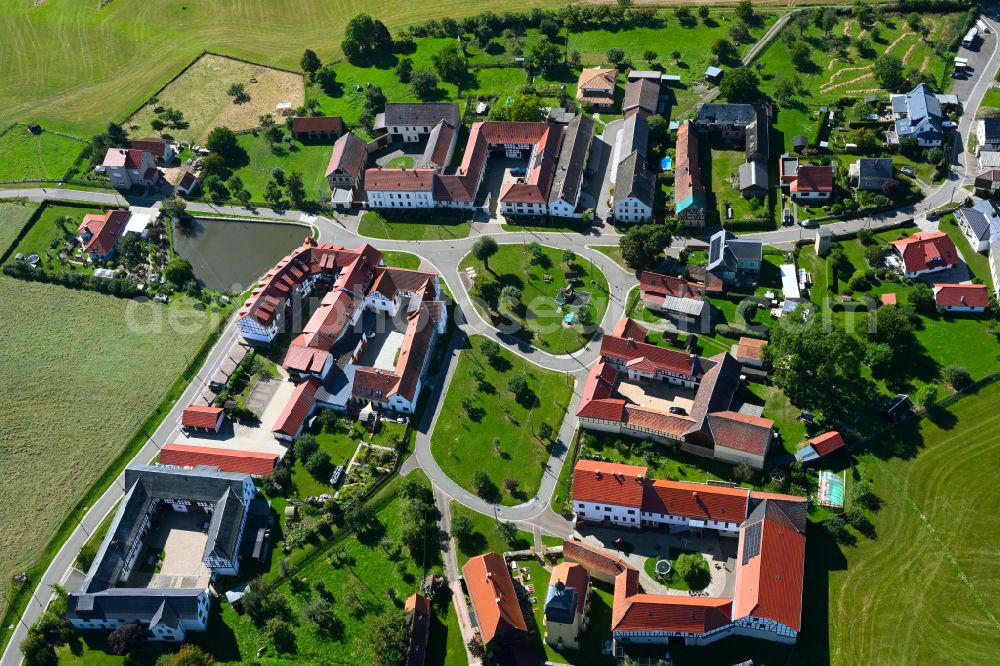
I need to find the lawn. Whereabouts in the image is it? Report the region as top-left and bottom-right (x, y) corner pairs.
(381, 250), (422, 270)
(451, 502), (534, 567)
(0, 125), (86, 183)
(224, 130), (333, 204)
(425, 586), (467, 666)
(707, 147), (769, 225)
(126, 54), (304, 142)
(810, 380), (1000, 664)
(590, 245), (630, 271)
(0, 279), (220, 639)
(979, 86), (1000, 113)
(5, 202), (112, 274)
(459, 243), (611, 353)
(641, 547), (710, 592)
(0, 201), (39, 254)
(431, 336), (572, 506)
(357, 211), (472, 241)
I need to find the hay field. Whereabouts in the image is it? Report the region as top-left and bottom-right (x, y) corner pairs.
(0, 201), (38, 252)
(126, 55), (304, 142)
(0, 277), (218, 627)
(0, 0), (562, 136)
(0, 125), (86, 183)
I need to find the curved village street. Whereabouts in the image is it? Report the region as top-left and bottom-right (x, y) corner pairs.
(4, 13), (1000, 661)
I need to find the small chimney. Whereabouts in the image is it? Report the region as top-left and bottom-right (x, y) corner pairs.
(487, 572), (492, 578)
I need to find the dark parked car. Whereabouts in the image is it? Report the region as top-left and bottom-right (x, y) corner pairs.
(209, 380), (226, 393)
(668, 406), (687, 415)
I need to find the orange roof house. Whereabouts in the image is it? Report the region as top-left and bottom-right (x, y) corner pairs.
(76, 210), (130, 259)
(576, 67), (617, 109)
(462, 552), (528, 645)
(933, 283), (989, 311)
(159, 444), (278, 476)
(795, 430), (846, 462)
(889, 231), (958, 276)
(181, 405), (225, 432)
(271, 378), (320, 441)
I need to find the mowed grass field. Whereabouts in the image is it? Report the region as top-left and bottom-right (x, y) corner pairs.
(0, 201), (38, 251)
(126, 55), (304, 142)
(0, 125), (86, 183)
(822, 381), (1000, 664)
(0, 0), (565, 136)
(0, 269), (219, 630)
(431, 336), (572, 505)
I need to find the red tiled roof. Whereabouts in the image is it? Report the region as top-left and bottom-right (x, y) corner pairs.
(370, 267), (436, 300)
(326, 132), (367, 179)
(272, 377), (320, 437)
(462, 553), (527, 644)
(640, 271), (702, 300)
(889, 232), (958, 274)
(610, 317), (649, 341)
(734, 336), (766, 361)
(352, 367), (401, 400)
(600, 333), (696, 377)
(706, 411), (774, 456)
(76, 210), (130, 256)
(578, 398), (626, 421)
(623, 406), (692, 437)
(292, 116), (344, 134)
(181, 405), (223, 430)
(159, 444), (278, 476)
(130, 138), (167, 158)
(562, 538), (635, 580)
(808, 431), (846, 457)
(613, 591), (733, 634)
(577, 67), (617, 93)
(675, 120), (704, 207)
(282, 342), (331, 374)
(790, 165), (833, 193)
(733, 502), (805, 632)
(364, 168), (436, 191)
(550, 562), (590, 616)
(933, 283), (989, 308)
(572, 459), (648, 508)
(642, 479), (749, 523)
(393, 304), (436, 401)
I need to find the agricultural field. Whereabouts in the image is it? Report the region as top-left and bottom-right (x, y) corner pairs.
(0, 0), (567, 136)
(459, 243), (610, 352)
(0, 125), (86, 183)
(0, 278), (219, 635)
(357, 211), (473, 241)
(819, 381), (1000, 664)
(431, 336), (572, 505)
(126, 54), (304, 142)
(757, 11), (962, 151)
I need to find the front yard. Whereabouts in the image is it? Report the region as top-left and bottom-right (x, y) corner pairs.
(357, 211), (472, 241)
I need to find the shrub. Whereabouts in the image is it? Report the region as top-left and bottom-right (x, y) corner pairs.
(673, 552), (709, 586)
(294, 433), (319, 461)
(942, 364), (972, 390)
(847, 272), (870, 292)
(265, 617), (296, 653)
(107, 623), (145, 656)
(304, 449), (332, 479)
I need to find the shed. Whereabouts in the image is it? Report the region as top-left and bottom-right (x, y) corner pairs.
(27, 123), (42, 135)
(704, 66), (723, 83)
(792, 136), (808, 152)
(661, 74), (681, 85)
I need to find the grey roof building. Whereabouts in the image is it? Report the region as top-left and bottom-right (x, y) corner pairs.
(745, 108), (770, 163)
(618, 113), (649, 165)
(956, 198), (1000, 252)
(549, 114), (595, 210)
(614, 151), (656, 209)
(738, 161), (768, 197)
(849, 157), (894, 190)
(696, 104), (757, 134)
(382, 102), (461, 129)
(67, 465), (265, 641)
(890, 84), (943, 146)
(707, 230), (763, 287)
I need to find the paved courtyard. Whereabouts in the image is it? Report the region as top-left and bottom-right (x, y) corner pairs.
(615, 379), (696, 416)
(577, 525), (737, 598)
(132, 511), (211, 590)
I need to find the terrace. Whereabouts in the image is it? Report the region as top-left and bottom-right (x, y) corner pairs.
(614, 379), (696, 417)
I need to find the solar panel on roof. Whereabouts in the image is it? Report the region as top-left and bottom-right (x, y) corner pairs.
(742, 521), (762, 564)
(709, 236), (722, 264)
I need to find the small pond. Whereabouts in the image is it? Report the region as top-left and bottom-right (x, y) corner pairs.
(173, 217), (308, 292)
